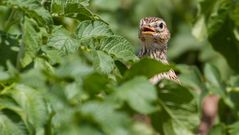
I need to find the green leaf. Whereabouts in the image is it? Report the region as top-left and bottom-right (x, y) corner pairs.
(10, 84), (48, 132)
(81, 36), (138, 63)
(228, 122), (239, 135)
(47, 26), (79, 55)
(3, 0), (53, 28)
(230, 2), (239, 26)
(0, 113), (26, 135)
(151, 81), (199, 135)
(193, 0), (239, 72)
(124, 58), (172, 80)
(79, 126), (103, 135)
(192, 16), (208, 41)
(51, 0), (94, 20)
(93, 50), (114, 74)
(203, 63), (234, 107)
(21, 17), (42, 67)
(0, 67), (12, 82)
(131, 122), (155, 135)
(76, 20), (113, 39)
(80, 101), (130, 135)
(0, 95), (20, 111)
(204, 63), (221, 87)
(115, 76), (158, 114)
(77, 20), (137, 63)
(96, 36), (138, 62)
(55, 55), (93, 79)
(207, 0), (231, 36)
(83, 72), (111, 95)
(208, 124), (226, 135)
(177, 65), (206, 92)
(208, 18), (239, 73)
(196, 0), (239, 72)
(91, 0), (120, 11)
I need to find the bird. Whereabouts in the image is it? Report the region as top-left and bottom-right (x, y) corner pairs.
(138, 17), (180, 84)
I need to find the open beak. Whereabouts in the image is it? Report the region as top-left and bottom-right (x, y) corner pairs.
(141, 26), (156, 35)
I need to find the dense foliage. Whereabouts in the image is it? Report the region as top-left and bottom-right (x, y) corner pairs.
(0, 0), (238, 135)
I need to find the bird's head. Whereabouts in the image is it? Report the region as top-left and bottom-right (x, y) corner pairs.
(139, 17), (170, 47)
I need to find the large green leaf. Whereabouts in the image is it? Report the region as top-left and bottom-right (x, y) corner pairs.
(47, 26), (79, 55)
(3, 0), (53, 27)
(151, 81), (199, 135)
(76, 20), (137, 63)
(81, 36), (138, 63)
(115, 76), (158, 114)
(76, 20), (113, 39)
(124, 58), (172, 80)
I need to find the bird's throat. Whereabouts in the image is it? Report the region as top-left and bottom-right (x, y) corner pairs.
(138, 42), (168, 64)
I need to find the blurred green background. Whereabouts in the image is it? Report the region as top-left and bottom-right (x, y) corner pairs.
(89, 0), (233, 80)
(0, 0), (236, 80)
(1, 0), (239, 134)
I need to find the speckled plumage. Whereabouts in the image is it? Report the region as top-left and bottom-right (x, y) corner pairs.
(138, 17), (180, 84)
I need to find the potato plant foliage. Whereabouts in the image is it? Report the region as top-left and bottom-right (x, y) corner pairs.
(0, 0), (239, 135)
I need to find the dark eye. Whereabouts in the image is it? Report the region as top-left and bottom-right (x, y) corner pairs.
(159, 22), (164, 29)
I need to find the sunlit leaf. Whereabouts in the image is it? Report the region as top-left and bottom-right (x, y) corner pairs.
(81, 36), (138, 63)
(76, 20), (113, 39)
(47, 26), (79, 55)
(124, 58), (172, 80)
(93, 50), (114, 74)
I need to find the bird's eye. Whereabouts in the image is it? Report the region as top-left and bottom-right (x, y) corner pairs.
(159, 22), (164, 29)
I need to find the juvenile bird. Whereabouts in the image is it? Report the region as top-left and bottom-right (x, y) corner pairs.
(138, 17), (179, 84)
